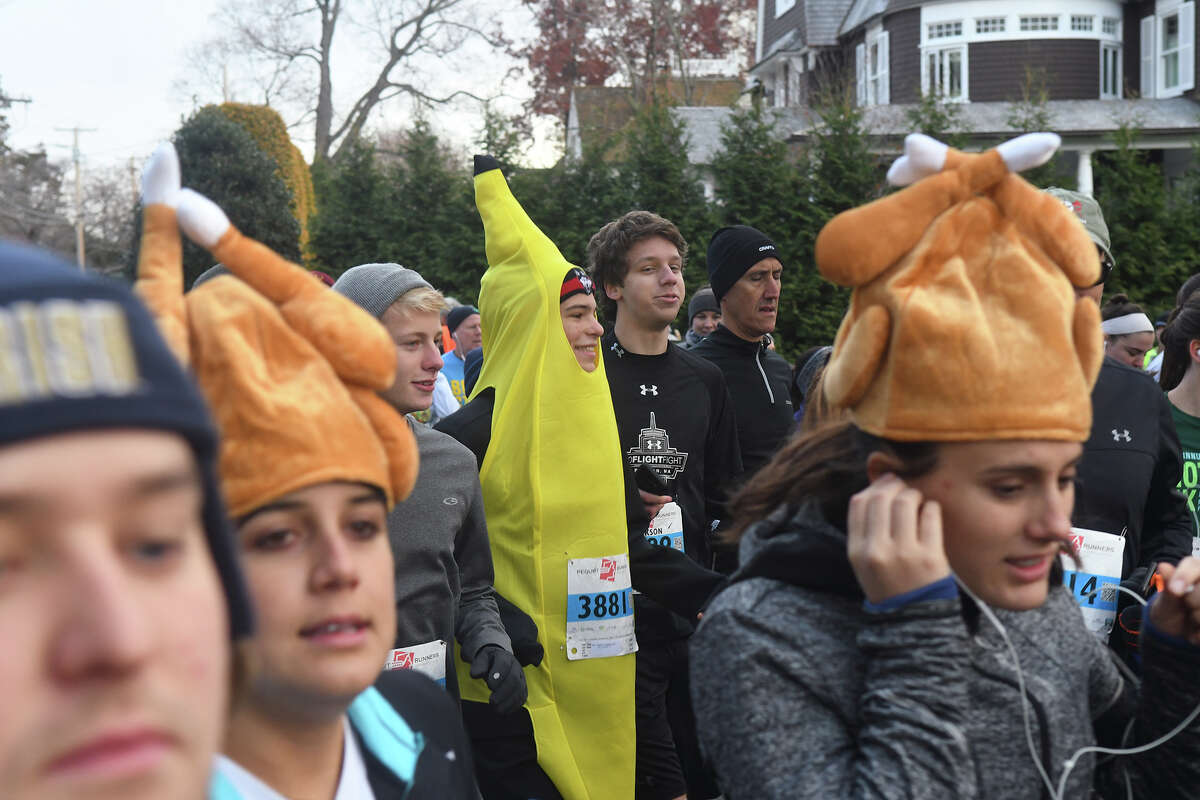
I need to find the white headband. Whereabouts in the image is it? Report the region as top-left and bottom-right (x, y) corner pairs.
(1101, 312), (1154, 336)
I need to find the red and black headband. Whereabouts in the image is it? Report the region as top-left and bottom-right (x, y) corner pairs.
(561, 267), (595, 303)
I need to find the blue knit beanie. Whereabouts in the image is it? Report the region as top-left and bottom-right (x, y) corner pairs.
(0, 242), (254, 639)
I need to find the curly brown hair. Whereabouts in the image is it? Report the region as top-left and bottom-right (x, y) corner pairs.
(586, 211), (688, 321)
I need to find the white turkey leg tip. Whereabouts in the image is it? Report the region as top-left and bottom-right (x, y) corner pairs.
(177, 188), (230, 250)
(886, 156), (918, 186)
(997, 132), (1060, 173)
(904, 133), (949, 173)
(141, 142), (180, 208)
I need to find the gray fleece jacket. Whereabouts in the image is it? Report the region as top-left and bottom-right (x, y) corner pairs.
(690, 502), (1200, 799)
(389, 420), (511, 694)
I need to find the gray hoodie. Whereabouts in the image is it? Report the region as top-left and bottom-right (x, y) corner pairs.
(690, 502), (1200, 799)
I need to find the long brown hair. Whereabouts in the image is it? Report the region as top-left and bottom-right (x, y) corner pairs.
(727, 421), (939, 540)
(1161, 291), (1200, 391)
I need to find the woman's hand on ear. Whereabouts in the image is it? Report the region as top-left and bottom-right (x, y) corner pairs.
(1149, 558), (1200, 644)
(847, 474), (952, 605)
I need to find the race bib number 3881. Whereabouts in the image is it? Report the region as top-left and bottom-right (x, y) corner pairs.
(566, 554), (638, 661)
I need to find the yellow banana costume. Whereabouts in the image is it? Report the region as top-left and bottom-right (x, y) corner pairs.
(456, 156), (635, 798)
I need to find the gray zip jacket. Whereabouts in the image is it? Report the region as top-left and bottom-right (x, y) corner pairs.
(389, 420), (511, 695)
(690, 502), (1200, 799)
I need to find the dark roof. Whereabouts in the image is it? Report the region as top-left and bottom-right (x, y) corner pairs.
(673, 97), (1200, 164)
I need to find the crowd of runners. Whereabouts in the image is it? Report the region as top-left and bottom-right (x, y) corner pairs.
(5, 132), (1200, 800)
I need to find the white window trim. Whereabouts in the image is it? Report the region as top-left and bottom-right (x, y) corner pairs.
(921, 43), (970, 101)
(1100, 41), (1123, 97)
(857, 24), (890, 106)
(1146, 1), (1195, 98)
(975, 16), (1007, 33)
(923, 0), (1123, 44)
(776, 0), (796, 17)
(1071, 14), (1096, 31)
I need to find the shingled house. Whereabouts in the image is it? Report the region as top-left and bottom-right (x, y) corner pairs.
(692, 0), (1200, 190)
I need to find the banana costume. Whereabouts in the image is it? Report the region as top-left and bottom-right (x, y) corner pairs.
(458, 156), (635, 799)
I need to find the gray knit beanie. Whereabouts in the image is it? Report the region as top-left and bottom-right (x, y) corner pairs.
(332, 263), (433, 319)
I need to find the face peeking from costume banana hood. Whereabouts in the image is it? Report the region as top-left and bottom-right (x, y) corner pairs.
(466, 155), (635, 800)
(133, 144), (417, 517)
(815, 133), (1104, 442)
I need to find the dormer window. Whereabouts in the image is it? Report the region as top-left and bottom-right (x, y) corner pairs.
(1020, 15), (1060, 31)
(928, 21), (963, 38)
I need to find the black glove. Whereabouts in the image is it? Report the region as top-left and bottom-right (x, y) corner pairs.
(469, 645), (527, 715)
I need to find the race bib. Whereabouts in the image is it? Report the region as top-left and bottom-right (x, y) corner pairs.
(566, 554), (638, 661)
(1061, 528), (1125, 642)
(384, 639), (447, 686)
(644, 502), (684, 552)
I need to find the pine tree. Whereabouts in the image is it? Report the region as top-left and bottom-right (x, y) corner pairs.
(617, 102), (714, 307)
(308, 139), (391, 276)
(709, 105), (808, 357)
(1093, 123), (1179, 309)
(790, 90), (885, 351)
(137, 107), (301, 287)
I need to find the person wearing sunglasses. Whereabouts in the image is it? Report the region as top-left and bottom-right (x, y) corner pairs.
(1046, 188), (1193, 667)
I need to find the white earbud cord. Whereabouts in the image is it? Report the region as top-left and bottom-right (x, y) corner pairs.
(955, 579), (1200, 800)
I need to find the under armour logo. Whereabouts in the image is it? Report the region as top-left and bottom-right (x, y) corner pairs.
(610, 341), (625, 357)
(640, 384), (658, 396)
(1112, 429), (1132, 442)
(646, 439), (663, 450)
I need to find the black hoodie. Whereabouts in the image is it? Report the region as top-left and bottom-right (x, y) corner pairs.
(689, 325), (793, 478)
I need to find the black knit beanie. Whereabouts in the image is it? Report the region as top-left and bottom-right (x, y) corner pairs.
(0, 242), (254, 640)
(447, 304), (480, 333)
(707, 225), (781, 302)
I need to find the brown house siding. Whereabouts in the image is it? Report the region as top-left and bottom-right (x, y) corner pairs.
(886, 9), (922, 103)
(1125, 0), (1154, 96)
(969, 39), (1099, 102)
(763, 0), (806, 55)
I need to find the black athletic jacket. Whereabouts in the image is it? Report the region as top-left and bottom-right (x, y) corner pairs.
(1074, 357), (1192, 584)
(600, 332), (741, 642)
(688, 325), (794, 479)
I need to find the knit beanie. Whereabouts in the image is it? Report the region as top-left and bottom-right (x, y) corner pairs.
(134, 143), (419, 518)
(706, 225), (781, 302)
(447, 305), (480, 333)
(0, 241), (254, 639)
(688, 286), (719, 323)
(332, 263), (433, 319)
(814, 132), (1102, 442)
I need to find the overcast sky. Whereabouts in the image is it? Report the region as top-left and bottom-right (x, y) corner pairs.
(0, 0), (552, 176)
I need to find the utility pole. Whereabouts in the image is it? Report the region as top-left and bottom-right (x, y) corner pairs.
(55, 126), (96, 269)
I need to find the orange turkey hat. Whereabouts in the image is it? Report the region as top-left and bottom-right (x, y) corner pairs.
(134, 144), (417, 517)
(814, 133), (1103, 443)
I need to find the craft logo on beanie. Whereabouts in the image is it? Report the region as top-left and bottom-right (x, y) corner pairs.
(0, 240), (254, 638)
(706, 225), (781, 302)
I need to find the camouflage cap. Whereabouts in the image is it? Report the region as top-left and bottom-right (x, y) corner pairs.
(1044, 187), (1114, 268)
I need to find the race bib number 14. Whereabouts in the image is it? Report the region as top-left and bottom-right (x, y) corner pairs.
(566, 554), (638, 661)
(1061, 527), (1125, 642)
